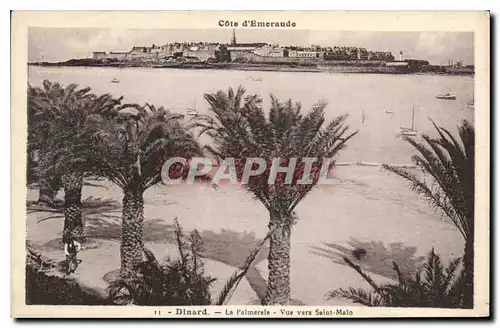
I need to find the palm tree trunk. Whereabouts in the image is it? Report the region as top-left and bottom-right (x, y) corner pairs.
(120, 188), (145, 278)
(27, 149), (38, 185)
(463, 238), (474, 309)
(263, 215), (292, 305)
(37, 151), (61, 206)
(61, 172), (84, 243)
(38, 175), (60, 206)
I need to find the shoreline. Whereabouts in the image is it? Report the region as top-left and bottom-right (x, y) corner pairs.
(28, 62), (474, 76)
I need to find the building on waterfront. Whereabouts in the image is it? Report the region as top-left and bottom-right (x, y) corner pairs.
(269, 47), (285, 57)
(385, 61), (409, 67)
(129, 46), (157, 60)
(357, 48), (369, 60)
(215, 44), (231, 62)
(92, 52), (107, 60)
(107, 52), (130, 61)
(223, 30), (267, 60)
(385, 61), (410, 73)
(227, 43), (267, 60)
(297, 51), (317, 58)
(150, 44), (164, 57)
(447, 59), (465, 67)
(253, 45), (271, 57)
(184, 44), (217, 62)
(288, 50), (298, 58)
(253, 44), (285, 58)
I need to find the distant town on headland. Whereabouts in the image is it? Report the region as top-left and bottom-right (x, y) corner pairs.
(30, 30), (474, 75)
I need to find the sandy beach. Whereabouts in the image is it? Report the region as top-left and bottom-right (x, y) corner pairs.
(26, 165), (463, 305)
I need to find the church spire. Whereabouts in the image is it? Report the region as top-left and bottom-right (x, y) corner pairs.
(231, 29), (237, 45)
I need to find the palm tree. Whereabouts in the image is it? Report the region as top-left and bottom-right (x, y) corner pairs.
(28, 80), (126, 242)
(193, 86), (357, 304)
(28, 82), (62, 206)
(84, 104), (204, 278)
(383, 120), (474, 308)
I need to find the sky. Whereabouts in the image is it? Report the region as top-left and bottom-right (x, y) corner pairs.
(28, 28), (474, 66)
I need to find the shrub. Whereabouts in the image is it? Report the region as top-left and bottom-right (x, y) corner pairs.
(107, 219), (270, 305)
(26, 265), (108, 305)
(327, 249), (465, 308)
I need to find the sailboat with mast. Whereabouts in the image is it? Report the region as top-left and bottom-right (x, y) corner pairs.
(467, 89), (475, 109)
(186, 98), (198, 116)
(400, 106), (418, 136)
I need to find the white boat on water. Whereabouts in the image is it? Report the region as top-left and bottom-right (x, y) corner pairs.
(436, 92), (456, 100)
(401, 129), (418, 136)
(186, 98), (198, 116)
(467, 91), (474, 108)
(400, 106), (418, 136)
(186, 109), (198, 116)
(467, 90), (475, 108)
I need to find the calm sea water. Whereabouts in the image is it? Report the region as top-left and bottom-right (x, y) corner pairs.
(28, 66), (474, 164)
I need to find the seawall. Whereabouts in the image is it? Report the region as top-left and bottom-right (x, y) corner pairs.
(28, 62), (473, 76)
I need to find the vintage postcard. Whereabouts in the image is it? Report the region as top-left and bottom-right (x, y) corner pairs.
(11, 11), (490, 318)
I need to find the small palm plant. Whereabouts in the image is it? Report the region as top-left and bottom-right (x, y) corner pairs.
(192, 86), (357, 304)
(383, 120), (474, 308)
(107, 221), (215, 305)
(107, 219), (271, 305)
(327, 249), (465, 308)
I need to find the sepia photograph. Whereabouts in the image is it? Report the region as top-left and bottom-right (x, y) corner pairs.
(11, 11), (490, 318)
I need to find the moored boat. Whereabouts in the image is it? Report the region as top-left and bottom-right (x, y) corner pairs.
(467, 90), (475, 108)
(186, 98), (198, 116)
(400, 106), (418, 136)
(436, 92), (456, 100)
(401, 128), (418, 136)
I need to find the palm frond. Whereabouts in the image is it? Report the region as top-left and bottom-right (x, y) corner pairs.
(195, 86), (356, 215)
(383, 119), (474, 243)
(329, 248), (467, 308)
(327, 288), (384, 307)
(341, 256), (390, 304)
(215, 227), (274, 305)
